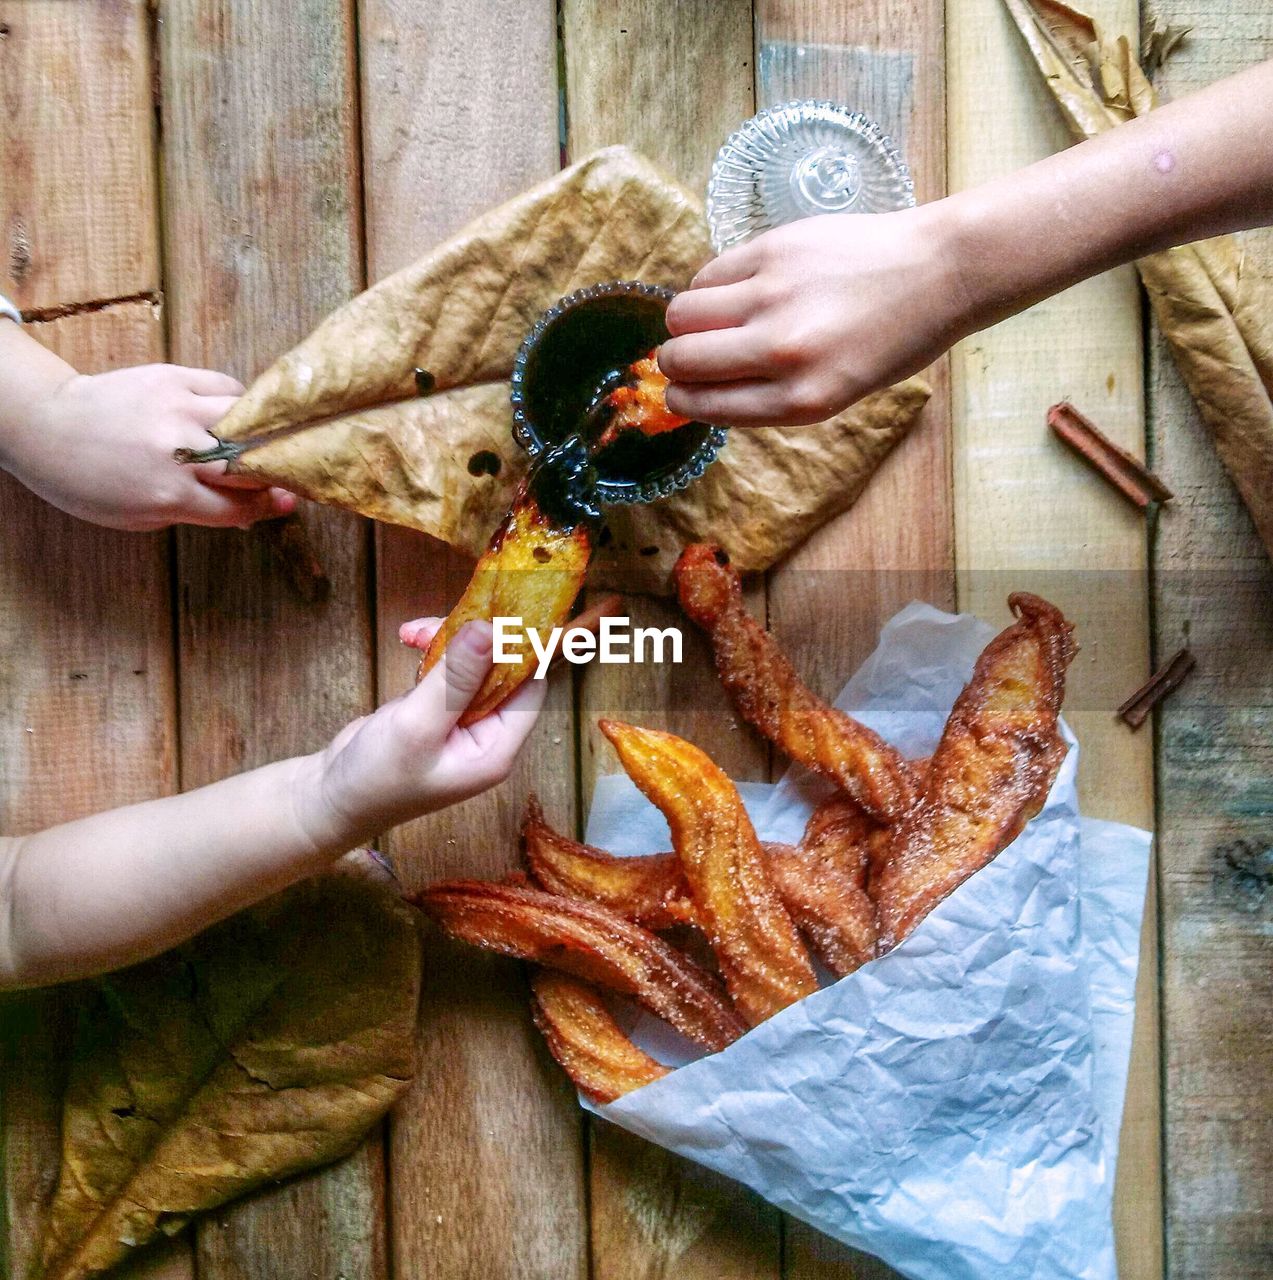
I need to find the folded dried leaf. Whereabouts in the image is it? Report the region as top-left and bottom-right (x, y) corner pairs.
(675, 543), (919, 821)
(600, 719), (817, 1025)
(417, 879), (744, 1050)
(529, 969), (670, 1102)
(40, 875), (421, 1280)
(872, 593), (1076, 951)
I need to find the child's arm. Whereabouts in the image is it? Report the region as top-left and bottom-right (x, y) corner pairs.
(660, 58), (1273, 427)
(0, 318), (294, 528)
(0, 619), (532, 989)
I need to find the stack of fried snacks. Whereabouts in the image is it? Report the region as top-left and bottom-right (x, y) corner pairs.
(417, 555), (1075, 1102)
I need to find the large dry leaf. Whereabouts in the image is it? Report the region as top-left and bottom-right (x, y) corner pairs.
(39, 873), (422, 1280)
(211, 145), (928, 593)
(1004, 0), (1273, 563)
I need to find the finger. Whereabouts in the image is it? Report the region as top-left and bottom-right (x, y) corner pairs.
(399, 616), (445, 650)
(465, 669), (547, 757)
(665, 379), (809, 428)
(187, 394), (241, 429)
(181, 483), (295, 528)
(403, 620), (494, 740)
(689, 243), (762, 290)
(180, 367), (246, 397)
(665, 281), (757, 337)
(659, 329), (774, 385)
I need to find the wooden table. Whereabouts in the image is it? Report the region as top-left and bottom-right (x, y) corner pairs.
(2, 2), (1269, 1277)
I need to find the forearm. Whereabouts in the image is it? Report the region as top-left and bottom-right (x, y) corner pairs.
(947, 58), (1273, 329)
(0, 322), (77, 466)
(0, 752), (339, 988)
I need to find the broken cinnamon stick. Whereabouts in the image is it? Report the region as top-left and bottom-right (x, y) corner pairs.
(1117, 648), (1196, 729)
(1048, 402), (1172, 510)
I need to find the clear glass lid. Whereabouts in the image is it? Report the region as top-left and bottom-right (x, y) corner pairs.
(706, 101), (916, 253)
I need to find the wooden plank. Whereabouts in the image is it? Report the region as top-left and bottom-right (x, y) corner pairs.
(0, 7), (172, 1276)
(1145, 8), (1273, 1277)
(752, 2), (951, 1276)
(0, 302), (179, 1280)
(356, 4), (589, 1278)
(156, 4), (382, 1278)
(560, 4), (783, 1277)
(0, 0), (159, 310)
(947, 1), (1160, 1277)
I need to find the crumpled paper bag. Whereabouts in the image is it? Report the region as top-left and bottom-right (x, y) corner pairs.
(208, 146), (930, 593)
(1004, 0), (1273, 564)
(581, 603), (1152, 1280)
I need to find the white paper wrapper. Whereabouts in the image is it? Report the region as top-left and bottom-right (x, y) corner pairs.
(581, 603), (1152, 1280)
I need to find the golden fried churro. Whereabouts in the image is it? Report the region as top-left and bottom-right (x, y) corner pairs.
(594, 349), (691, 450)
(522, 797), (696, 929)
(417, 880), (744, 1050)
(420, 485), (592, 725)
(674, 544), (918, 823)
(529, 969), (670, 1103)
(599, 720), (817, 1025)
(872, 593), (1077, 952)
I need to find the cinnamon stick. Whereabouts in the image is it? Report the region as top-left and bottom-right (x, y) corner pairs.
(1048, 402), (1172, 509)
(1117, 648), (1196, 729)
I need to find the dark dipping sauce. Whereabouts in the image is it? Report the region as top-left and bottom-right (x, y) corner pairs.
(512, 284), (715, 507)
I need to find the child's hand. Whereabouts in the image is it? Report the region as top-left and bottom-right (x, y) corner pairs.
(295, 619), (545, 849)
(659, 205), (969, 428)
(2, 362), (295, 530)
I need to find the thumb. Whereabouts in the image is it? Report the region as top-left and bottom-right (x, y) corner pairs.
(407, 621), (494, 739)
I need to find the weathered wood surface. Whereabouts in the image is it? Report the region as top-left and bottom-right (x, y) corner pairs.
(0, 6), (175, 1279)
(158, 2), (382, 1277)
(947, 2), (1160, 1276)
(358, 3), (589, 1278)
(561, 5), (781, 1275)
(754, 2), (951, 1275)
(0, 0), (159, 312)
(1146, 6), (1273, 1278)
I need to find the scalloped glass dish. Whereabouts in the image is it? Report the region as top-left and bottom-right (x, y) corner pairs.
(511, 281), (726, 507)
(706, 101), (915, 253)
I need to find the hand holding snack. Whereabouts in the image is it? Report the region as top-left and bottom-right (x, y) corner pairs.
(300, 619), (547, 849)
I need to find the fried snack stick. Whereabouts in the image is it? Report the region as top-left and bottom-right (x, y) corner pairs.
(525, 793), (879, 976)
(872, 593), (1077, 952)
(522, 796), (697, 929)
(600, 720), (817, 1025)
(594, 349), (690, 449)
(417, 880), (744, 1050)
(674, 544), (918, 824)
(529, 969), (670, 1103)
(420, 485), (592, 725)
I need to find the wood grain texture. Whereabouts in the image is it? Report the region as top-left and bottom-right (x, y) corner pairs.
(753, 2), (951, 1276)
(0, 302), (179, 1280)
(562, 4), (781, 1277)
(947, 1), (1159, 1275)
(357, 3), (588, 1277)
(0, 0), (160, 310)
(1146, 9), (1273, 1278)
(157, 3), (383, 1277)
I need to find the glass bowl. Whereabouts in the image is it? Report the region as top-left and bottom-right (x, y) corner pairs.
(706, 101), (915, 253)
(510, 281), (726, 507)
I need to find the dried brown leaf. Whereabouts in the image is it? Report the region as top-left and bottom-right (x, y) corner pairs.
(39, 874), (421, 1280)
(207, 146), (928, 594)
